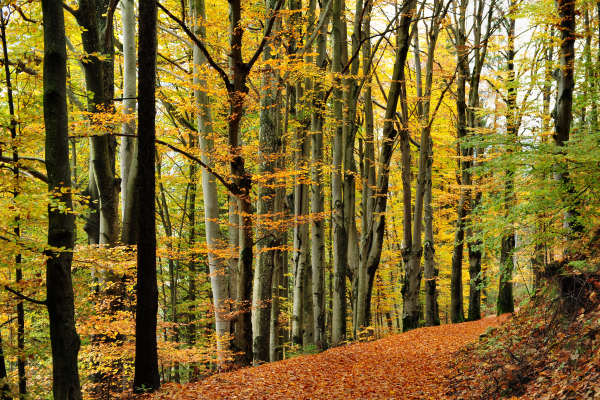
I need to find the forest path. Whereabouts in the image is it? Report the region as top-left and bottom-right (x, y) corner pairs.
(151, 315), (507, 399)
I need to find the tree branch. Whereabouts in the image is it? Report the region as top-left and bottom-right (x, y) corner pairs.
(70, 133), (240, 196)
(0, 157), (48, 182)
(246, 0), (285, 71)
(4, 285), (47, 306)
(157, 1), (232, 91)
(62, 2), (79, 20)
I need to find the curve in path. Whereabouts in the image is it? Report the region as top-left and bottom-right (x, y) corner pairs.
(150, 315), (507, 399)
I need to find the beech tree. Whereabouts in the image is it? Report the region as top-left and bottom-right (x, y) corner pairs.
(42, 0), (82, 397)
(133, 0), (159, 392)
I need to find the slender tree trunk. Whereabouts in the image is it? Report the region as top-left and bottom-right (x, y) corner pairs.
(467, 191), (482, 320)
(225, 0), (254, 364)
(1, 15), (26, 396)
(401, 1), (446, 331)
(191, 0), (232, 366)
(310, 1), (329, 349)
(360, 0), (416, 331)
(356, 0), (375, 332)
(331, 0), (348, 345)
(76, 0), (120, 246)
(120, 0), (138, 244)
(344, 0), (363, 336)
(553, 0), (580, 235)
(497, 0), (517, 315)
(423, 133), (439, 326)
(532, 28), (554, 289)
(42, 0), (82, 396)
(270, 177), (286, 361)
(133, 0), (159, 391)
(252, 2), (281, 362)
(450, 0), (469, 323)
(0, 332), (9, 400)
(288, 0), (311, 347)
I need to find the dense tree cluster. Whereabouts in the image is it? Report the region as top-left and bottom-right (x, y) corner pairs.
(0, 0), (597, 397)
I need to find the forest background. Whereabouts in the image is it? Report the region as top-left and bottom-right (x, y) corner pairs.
(0, 0), (597, 398)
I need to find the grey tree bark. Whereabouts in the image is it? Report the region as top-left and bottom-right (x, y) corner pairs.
(450, 0), (495, 323)
(359, 0), (416, 331)
(120, 0), (138, 245)
(402, 1), (447, 330)
(464, 0), (492, 321)
(331, 0), (348, 345)
(310, 0), (329, 349)
(0, 332), (8, 399)
(76, 0), (120, 246)
(252, 0), (281, 363)
(191, 0), (233, 366)
(355, 0), (374, 331)
(290, 0), (311, 347)
(450, 0), (468, 324)
(344, 0), (363, 336)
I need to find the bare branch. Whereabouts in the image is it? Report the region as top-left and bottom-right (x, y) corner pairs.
(4, 285), (47, 306)
(157, 1), (232, 91)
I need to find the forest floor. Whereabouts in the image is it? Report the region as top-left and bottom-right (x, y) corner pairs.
(142, 315), (508, 399)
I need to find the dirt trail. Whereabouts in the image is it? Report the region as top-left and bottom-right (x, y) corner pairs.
(149, 315), (507, 399)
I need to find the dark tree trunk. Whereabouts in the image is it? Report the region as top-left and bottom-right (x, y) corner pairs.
(553, 0), (581, 235)
(467, 241), (482, 320)
(0, 14), (26, 397)
(0, 331), (10, 400)
(41, 0), (82, 398)
(76, 0), (120, 246)
(497, 0), (517, 316)
(497, 234), (515, 314)
(450, 0), (468, 324)
(133, 0), (160, 392)
(450, 201), (466, 323)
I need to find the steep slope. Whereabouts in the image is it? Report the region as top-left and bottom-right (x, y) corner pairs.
(448, 273), (600, 400)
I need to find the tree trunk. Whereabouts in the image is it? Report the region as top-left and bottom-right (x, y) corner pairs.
(423, 133), (439, 326)
(344, 0), (363, 337)
(252, 2), (281, 362)
(401, 1), (446, 331)
(120, 0), (138, 245)
(450, 0), (469, 324)
(331, 0), (348, 345)
(76, 0), (120, 246)
(227, 0), (254, 364)
(1, 14), (26, 396)
(360, 0), (416, 332)
(0, 329), (10, 399)
(497, 0), (517, 315)
(310, 0), (328, 350)
(356, 0), (374, 332)
(133, 0), (160, 391)
(553, 0), (580, 234)
(191, 0), (232, 366)
(41, 0), (82, 396)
